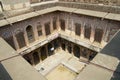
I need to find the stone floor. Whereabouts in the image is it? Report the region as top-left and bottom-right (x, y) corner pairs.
(34, 50), (86, 79)
(46, 64), (77, 80)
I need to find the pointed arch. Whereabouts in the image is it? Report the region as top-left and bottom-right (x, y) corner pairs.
(26, 25), (35, 43)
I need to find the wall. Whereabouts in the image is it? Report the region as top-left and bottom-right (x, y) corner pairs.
(0, 11), (119, 51)
(59, 0), (120, 6)
(0, 0), (30, 11)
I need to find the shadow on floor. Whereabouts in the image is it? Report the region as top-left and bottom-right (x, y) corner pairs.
(0, 63), (12, 80)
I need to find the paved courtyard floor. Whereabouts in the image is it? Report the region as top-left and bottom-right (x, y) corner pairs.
(34, 50), (87, 80)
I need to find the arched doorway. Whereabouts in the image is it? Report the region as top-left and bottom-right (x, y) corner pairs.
(47, 43), (54, 56)
(53, 40), (59, 49)
(89, 51), (97, 60)
(26, 25), (35, 43)
(81, 48), (88, 58)
(41, 47), (47, 61)
(60, 19), (65, 31)
(45, 22), (51, 36)
(53, 17), (57, 30)
(37, 24), (42, 36)
(23, 55), (33, 65)
(73, 45), (80, 58)
(94, 29), (103, 43)
(75, 23), (81, 36)
(61, 43), (65, 51)
(84, 24), (91, 39)
(33, 52), (40, 65)
(67, 46), (72, 54)
(16, 32), (26, 48)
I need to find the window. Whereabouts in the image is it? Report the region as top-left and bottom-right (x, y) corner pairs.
(60, 19), (65, 31)
(45, 22), (51, 36)
(26, 25), (35, 43)
(94, 29), (103, 43)
(84, 24), (91, 39)
(75, 23), (81, 36)
(16, 32), (26, 48)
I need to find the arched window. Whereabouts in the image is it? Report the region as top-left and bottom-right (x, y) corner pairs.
(33, 52), (40, 65)
(75, 23), (81, 36)
(84, 24), (91, 39)
(37, 24), (42, 36)
(45, 22), (51, 36)
(16, 32), (26, 48)
(94, 29), (103, 43)
(73, 45), (80, 58)
(60, 19), (65, 31)
(26, 25), (35, 43)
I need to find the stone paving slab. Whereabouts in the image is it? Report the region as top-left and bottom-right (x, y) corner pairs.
(35, 50), (86, 76)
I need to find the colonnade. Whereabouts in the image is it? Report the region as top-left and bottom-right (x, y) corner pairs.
(23, 38), (97, 66)
(12, 15), (104, 51)
(23, 39), (60, 65)
(60, 38), (97, 61)
(13, 16), (59, 50)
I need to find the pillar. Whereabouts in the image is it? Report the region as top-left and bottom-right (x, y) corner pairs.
(30, 53), (35, 66)
(65, 17), (69, 32)
(56, 15), (60, 31)
(58, 40), (62, 51)
(37, 49), (42, 62)
(71, 19), (75, 35)
(51, 42), (55, 54)
(80, 23), (84, 39)
(45, 45), (49, 57)
(33, 25), (39, 41)
(86, 49), (90, 60)
(24, 30), (29, 46)
(90, 26), (95, 42)
(71, 44), (74, 56)
(101, 29), (108, 46)
(50, 17), (54, 33)
(65, 43), (69, 53)
(13, 33), (19, 50)
(42, 24), (46, 36)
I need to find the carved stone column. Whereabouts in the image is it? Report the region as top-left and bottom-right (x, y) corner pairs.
(45, 45), (49, 57)
(30, 53), (35, 66)
(87, 50), (90, 60)
(65, 44), (68, 53)
(51, 42), (55, 54)
(65, 17), (69, 32)
(37, 49), (42, 62)
(42, 24), (46, 36)
(80, 24), (84, 39)
(90, 26), (95, 42)
(71, 44), (74, 56)
(24, 30), (29, 46)
(57, 16), (60, 31)
(50, 17), (54, 33)
(33, 25), (39, 41)
(13, 34), (19, 50)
